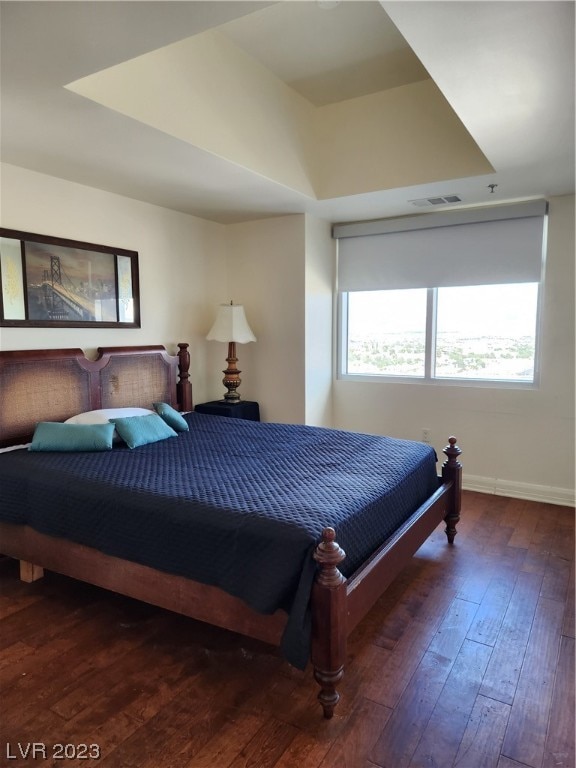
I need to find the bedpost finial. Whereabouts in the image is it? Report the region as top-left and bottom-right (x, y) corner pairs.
(314, 527), (346, 587)
(322, 526), (336, 543)
(443, 436), (462, 467)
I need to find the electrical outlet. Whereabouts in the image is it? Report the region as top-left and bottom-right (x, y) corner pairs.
(422, 428), (431, 443)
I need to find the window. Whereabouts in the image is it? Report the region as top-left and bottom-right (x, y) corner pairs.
(335, 200), (547, 386)
(342, 282), (540, 383)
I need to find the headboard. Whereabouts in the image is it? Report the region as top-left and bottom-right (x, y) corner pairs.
(0, 343), (192, 447)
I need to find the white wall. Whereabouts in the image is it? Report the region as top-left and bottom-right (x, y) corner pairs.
(217, 213), (335, 426)
(304, 214), (334, 427)
(221, 214), (306, 424)
(333, 194), (575, 505)
(0, 163), (226, 405)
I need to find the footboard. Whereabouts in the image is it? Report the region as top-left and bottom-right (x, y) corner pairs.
(310, 437), (462, 718)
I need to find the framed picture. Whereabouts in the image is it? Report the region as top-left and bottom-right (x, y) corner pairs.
(0, 228), (140, 328)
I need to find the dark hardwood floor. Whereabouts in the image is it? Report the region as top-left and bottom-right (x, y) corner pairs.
(0, 491), (573, 768)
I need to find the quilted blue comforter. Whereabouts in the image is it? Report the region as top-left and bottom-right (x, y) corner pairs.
(0, 412), (440, 667)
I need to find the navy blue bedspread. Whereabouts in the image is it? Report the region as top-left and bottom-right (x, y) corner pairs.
(0, 412), (440, 668)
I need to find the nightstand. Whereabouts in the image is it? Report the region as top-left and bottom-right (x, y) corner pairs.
(194, 400), (260, 422)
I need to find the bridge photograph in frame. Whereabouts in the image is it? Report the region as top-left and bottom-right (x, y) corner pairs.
(0, 229), (140, 328)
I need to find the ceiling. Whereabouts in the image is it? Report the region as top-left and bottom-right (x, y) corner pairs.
(0, 1), (574, 225)
(220, 2), (430, 105)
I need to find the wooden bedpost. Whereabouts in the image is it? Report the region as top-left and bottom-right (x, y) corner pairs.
(176, 343), (193, 412)
(442, 436), (462, 543)
(311, 527), (347, 719)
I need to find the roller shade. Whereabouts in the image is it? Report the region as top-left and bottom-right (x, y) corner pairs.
(336, 200), (547, 291)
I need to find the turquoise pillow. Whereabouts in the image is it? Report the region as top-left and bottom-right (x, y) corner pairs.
(29, 422), (114, 452)
(153, 402), (189, 432)
(110, 412), (177, 449)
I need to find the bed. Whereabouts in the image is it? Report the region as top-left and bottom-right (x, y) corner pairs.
(0, 344), (462, 718)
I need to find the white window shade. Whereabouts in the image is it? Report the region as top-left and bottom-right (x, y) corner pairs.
(336, 201), (547, 291)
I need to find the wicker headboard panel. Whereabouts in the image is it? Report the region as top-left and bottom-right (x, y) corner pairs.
(0, 344), (192, 447)
(98, 347), (178, 410)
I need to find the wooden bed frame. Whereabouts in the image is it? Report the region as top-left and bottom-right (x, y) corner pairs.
(0, 344), (462, 718)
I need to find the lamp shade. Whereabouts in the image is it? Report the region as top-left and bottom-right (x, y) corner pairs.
(206, 303), (256, 343)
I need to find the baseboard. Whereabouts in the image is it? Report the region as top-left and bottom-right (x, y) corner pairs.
(463, 474), (575, 508)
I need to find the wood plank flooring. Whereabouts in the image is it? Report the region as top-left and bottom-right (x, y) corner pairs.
(0, 492), (573, 768)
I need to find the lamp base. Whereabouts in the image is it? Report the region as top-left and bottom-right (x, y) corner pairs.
(222, 341), (243, 402)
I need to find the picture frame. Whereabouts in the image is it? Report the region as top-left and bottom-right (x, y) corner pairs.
(0, 228), (140, 328)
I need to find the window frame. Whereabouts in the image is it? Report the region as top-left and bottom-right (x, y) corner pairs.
(337, 283), (543, 389)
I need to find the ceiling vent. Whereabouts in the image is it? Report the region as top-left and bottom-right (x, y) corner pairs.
(410, 194), (462, 207)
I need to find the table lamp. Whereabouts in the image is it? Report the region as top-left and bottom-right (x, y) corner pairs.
(206, 301), (256, 402)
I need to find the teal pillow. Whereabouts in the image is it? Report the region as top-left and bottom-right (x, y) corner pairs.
(29, 422), (114, 452)
(153, 402), (189, 432)
(110, 412), (177, 449)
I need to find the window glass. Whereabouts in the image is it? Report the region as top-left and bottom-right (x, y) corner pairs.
(342, 283), (539, 384)
(346, 289), (427, 376)
(434, 283), (539, 381)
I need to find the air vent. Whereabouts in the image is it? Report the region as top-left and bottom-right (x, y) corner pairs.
(410, 194), (462, 207)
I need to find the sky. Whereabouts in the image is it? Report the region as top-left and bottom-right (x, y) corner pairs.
(348, 284), (539, 341)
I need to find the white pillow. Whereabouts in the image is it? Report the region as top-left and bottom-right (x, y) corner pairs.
(65, 408), (154, 426)
(66, 408), (154, 443)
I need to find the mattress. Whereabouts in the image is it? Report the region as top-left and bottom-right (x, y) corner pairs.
(0, 412), (439, 667)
